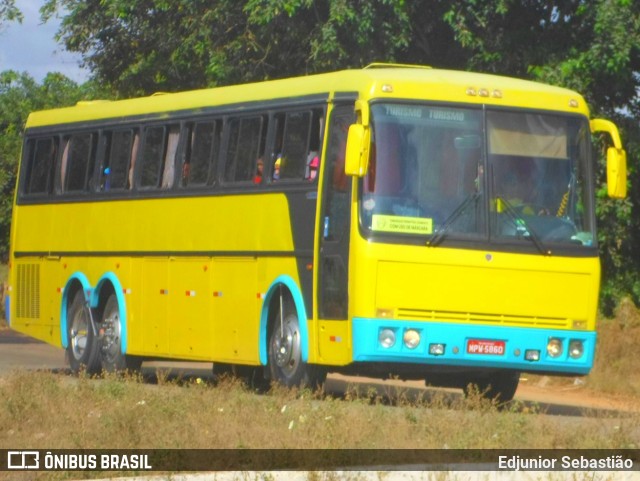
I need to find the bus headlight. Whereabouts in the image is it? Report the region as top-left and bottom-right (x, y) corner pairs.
(547, 338), (563, 358)
(403, 329), (420, 349)
(568, 340), (584, 359)
(379, 328), (396, 349)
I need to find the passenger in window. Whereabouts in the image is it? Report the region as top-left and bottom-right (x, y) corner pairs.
(103, 167), (111, 191)
(306, 152), (319, 181)
(254, 158), (264, 184)
(181, 161), (191, 186)
(272, 156), (281, 180)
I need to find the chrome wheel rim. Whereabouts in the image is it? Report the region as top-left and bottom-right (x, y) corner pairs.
(70, 308), (89, 361)
(273, 315), (301, 377)
(102, 306), (121, 365)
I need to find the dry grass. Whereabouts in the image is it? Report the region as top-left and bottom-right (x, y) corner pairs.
(1, 369), (638, 453)
(0, 369), (639, 480)
(586, 297), (640, 396)
(1, 262), (640, 481)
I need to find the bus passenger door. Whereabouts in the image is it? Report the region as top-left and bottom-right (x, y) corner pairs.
(318, 104), (355, 323)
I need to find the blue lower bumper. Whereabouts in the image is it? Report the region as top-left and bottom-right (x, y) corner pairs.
(352, 318), (595, 375)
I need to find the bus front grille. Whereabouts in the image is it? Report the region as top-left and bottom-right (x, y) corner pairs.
(16, 264), (40, 319)
(396, 308), (570, 328)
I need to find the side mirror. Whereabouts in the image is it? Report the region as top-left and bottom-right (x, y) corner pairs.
(345, 124), (369, 177)
(607, 147), (627, 199)
(590, 118), (627, 199)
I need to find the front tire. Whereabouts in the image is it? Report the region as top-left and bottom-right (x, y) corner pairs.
(100, 293), (142, 372)
(66, 290), (101, 374)
(268, 300), (325, 389)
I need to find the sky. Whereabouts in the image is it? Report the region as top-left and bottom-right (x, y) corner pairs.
(0, 0), (89, 83)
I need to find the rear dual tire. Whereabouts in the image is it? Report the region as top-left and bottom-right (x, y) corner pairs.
(100, 294), (142, 373)
(66, 291), (140, 374)
(66, 291), (101, 375)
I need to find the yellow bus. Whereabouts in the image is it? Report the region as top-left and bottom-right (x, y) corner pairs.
(5, 64), (627, 400)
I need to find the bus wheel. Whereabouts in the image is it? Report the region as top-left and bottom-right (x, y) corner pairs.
(268, 301), (325, 389)
(100, 294), (142, 372)
(66, 290), (101, 374)
(464, 371), (520, 404)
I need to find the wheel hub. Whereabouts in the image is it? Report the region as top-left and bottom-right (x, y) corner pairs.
(273, 317), (300, 375)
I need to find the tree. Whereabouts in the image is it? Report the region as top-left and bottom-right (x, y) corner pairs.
(0, 71), (104, 261)
(19, 0), (640, 310)
(441, 0), (640, 312)
(42, 0), (456, 95)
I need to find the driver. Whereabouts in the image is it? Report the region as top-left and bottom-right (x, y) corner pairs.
(498, 157), (549, 215)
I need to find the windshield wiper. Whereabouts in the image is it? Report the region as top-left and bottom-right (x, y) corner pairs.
(495, 196), (551, 256)
(427, 192), (480, 247)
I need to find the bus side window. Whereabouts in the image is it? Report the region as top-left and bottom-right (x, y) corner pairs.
(61, 133), (96, 193)
(306, 110), (323, 181)
(182, 120), (220, 187)
(278, 111), (311, 181)
(24, 137), (57, 195)
(101, 129), (134, 191)
(223, 116), (266, 183)
(160, 125), (180, 189)
(139, 126), (167, 188)
(272, 109), (324, 182)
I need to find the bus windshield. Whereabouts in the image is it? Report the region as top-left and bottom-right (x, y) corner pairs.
(360, 103), (595, 251)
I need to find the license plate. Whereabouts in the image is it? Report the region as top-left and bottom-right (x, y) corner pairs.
(467, 339), (505, 355)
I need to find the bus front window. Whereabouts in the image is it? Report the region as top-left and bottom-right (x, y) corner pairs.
(488, 111), (595, 248)
(360, 103), (596, 251)
(362, 104), (484, 239)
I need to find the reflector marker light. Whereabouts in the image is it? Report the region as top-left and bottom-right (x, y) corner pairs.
(185, 290), (197, 297)
(160, 289), (169, 295)
(123, 288), (132, 295)
(57, 287), (64, 294)
(213, 291), (223, 297)
(257, 293), (265, 300)
(330, 336), (342, 342)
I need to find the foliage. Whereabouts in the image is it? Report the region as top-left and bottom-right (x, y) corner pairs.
(1, 0), (640, 310)
(0, 0), (21, 27)
(0, 71), (106, 261)
(440, 0), (640, 313)
(40, 0), (420, 96)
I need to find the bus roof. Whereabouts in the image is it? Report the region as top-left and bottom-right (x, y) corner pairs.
(25, 65), (589, 129)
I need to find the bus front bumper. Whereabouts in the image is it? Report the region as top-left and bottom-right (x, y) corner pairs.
(352, 318), (595, 375)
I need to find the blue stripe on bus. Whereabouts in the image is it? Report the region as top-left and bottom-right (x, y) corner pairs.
(352, 318), (596, 375)
(94, 272), (128, 355)
(260, 275), (309, 366)
(60, 272), (92, 350)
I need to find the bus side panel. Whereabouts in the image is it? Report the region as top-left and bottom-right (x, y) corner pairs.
(211, 258), (259, 364)
(141, 259), (169, 356)
(168, 258), (212, 358)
